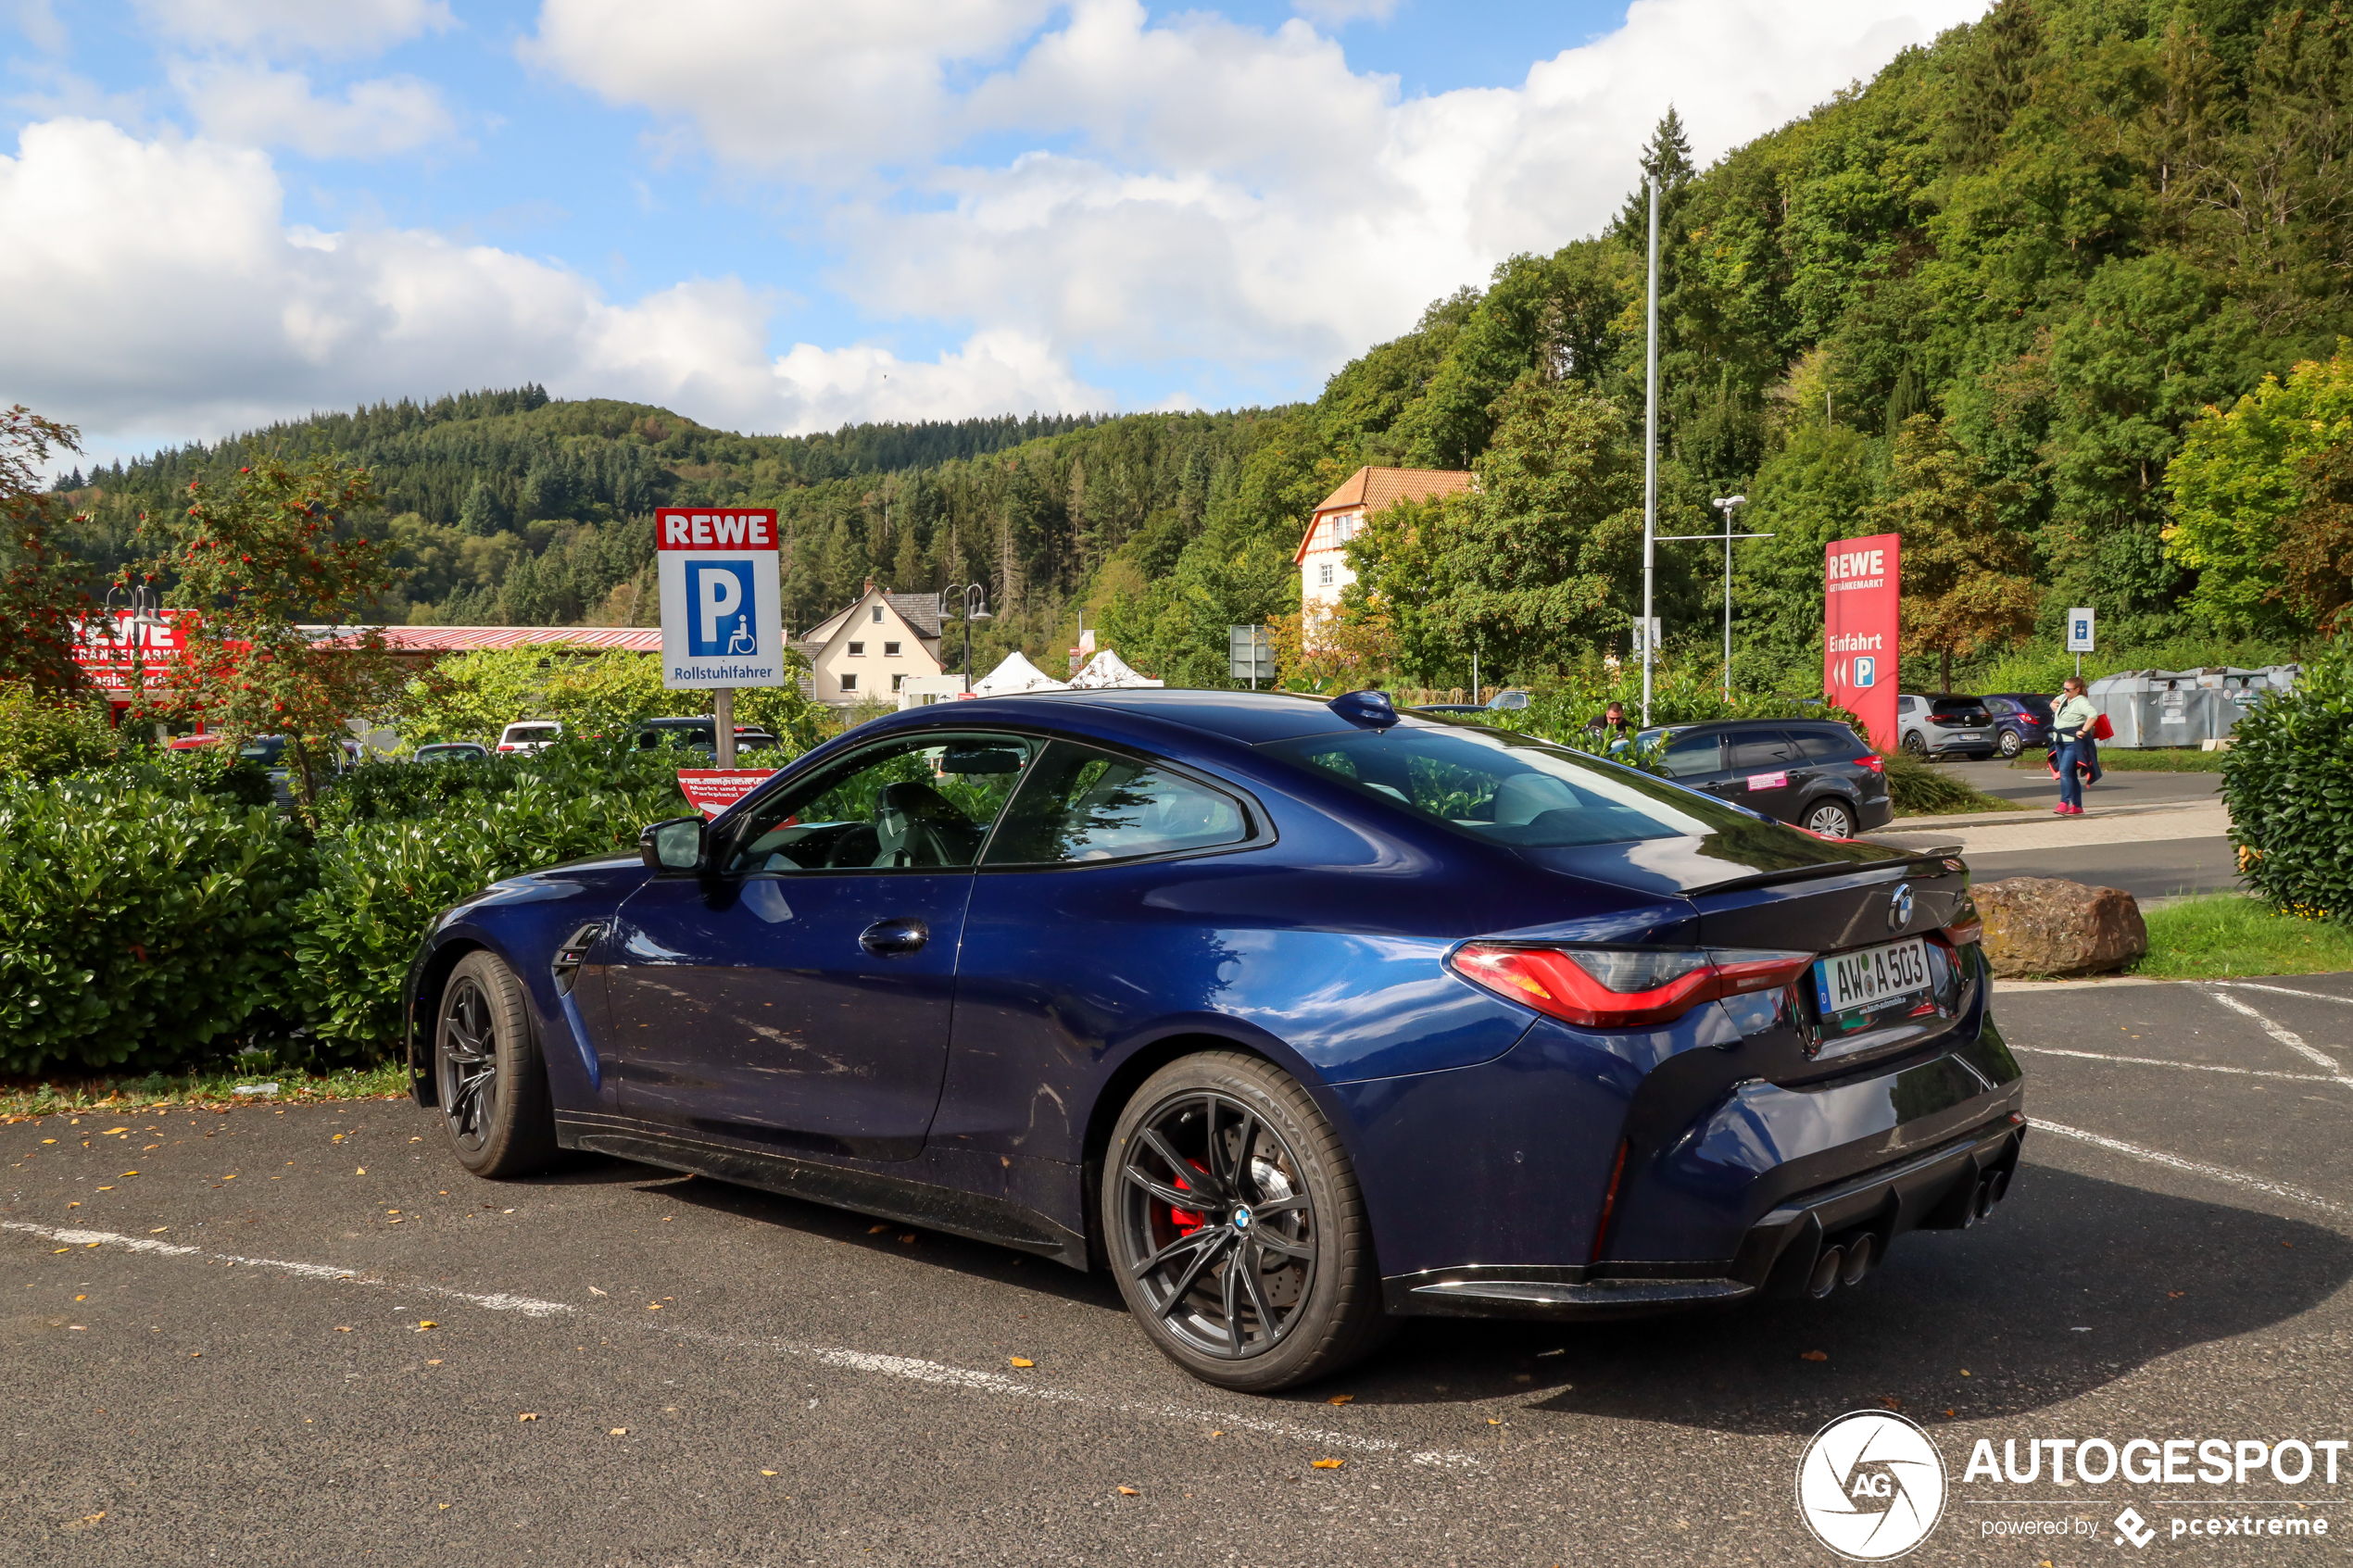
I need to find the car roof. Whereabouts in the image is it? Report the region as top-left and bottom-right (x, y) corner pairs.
(1651, 717), (1856, 735)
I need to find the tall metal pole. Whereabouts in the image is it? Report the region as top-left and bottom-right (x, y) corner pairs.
(1642, 176), (1660, 727)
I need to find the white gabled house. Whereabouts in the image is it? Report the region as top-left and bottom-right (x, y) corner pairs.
(793, 580), (946, 709)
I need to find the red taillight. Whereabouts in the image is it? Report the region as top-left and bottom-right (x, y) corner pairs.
(1855, 755), (1885, 773)
(1940, 915), (1983, 948)
(1448, 944), (1814, 1029)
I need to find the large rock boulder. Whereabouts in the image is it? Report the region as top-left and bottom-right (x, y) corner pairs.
(1972, 877), (2149, 977)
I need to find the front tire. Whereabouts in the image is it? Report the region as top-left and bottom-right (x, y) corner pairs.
(1103, 1051), (1390, 1394)
(434, 950), (559, 1178)
(1997, 730), (2022, 759)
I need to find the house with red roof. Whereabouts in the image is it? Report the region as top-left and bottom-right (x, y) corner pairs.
(1293, 466), (1475, 628)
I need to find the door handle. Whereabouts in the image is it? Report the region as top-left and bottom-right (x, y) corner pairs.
(859, 918), (930, 957)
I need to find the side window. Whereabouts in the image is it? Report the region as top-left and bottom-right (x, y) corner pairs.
(1729, 731), (1797, 769)
(724, 733), (1037, 873)
(986, 741), (1249, 866)
(1656, 731), (1721, 778)
(1795, 728), (1861, 760)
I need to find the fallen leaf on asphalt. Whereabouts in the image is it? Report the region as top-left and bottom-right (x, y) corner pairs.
(1312, 1459), (1343, 1470)
(189, 1351), (200, 1358)
(356, 1168), (365, 1174)
(426, 1360), (442, 1366)
(1009, 1357), (1034, 1368)
(50, 1248), (67, 1253)
(518, 1413), (538, 1422)
(121, 1171), (138, 1176)
(1537, 1348), (1565, 1358)
(73, 1295), (85, 1301)
(647, 1303), (662, 1311)
(1209, 1431), (1223, 1438)
(761, 1470), (778, 1477)
(416, 1321), (437, 1331)
(1881, 1397), (1902, 1411)
(1117, 1486), (1139, 1496)
(1327, 1395), (1353, 1406)
(610, 1428), (627, 1436)
(1488, 1419), (1503, 1426)
(438, 1504), (449, 1511)
(867, 1224), (887, 1234)
(95, 1186), (112, 1192)
(40, 1139), (54, 1144)
(1958, 1369), (1970, 1376)
(899, 1233), (916, 1244)
(103, 1128), (127, 1135)
(587, 1286), (608, 1297)
(148, 1228), (166, 1235)
(335, 1326), (352, 1333)
(1801, 1350), (1828, 1362)
(1945, 1409), (1957, 1417)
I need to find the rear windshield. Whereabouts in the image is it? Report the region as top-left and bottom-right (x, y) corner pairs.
(1261, 723), (1768, 848)
(1928, 697), (1985, 715)
(239, 737), (285, 763)
(506, 724), (560, 738)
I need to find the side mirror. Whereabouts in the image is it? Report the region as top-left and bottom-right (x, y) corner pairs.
(640, 816), (708, 873)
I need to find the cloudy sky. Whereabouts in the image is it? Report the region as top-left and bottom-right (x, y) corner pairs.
(3, 0), (1989, 462)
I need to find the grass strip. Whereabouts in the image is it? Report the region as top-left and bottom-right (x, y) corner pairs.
(2005, 748), (2227, 772)
(2132, 894), (2353, 979)
(0, 1061), (408, 1123)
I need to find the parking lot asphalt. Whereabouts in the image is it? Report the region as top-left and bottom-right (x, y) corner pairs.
(7, 973), (2353, 1566)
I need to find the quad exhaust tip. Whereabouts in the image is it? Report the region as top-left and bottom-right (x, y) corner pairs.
(1807, 1245), (1844, 1299)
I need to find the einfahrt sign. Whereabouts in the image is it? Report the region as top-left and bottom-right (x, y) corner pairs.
(657, 508), (786, 690)
(1824, 533), (1900, 751)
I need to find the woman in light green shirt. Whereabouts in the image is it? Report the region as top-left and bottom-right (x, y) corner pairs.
(2050, 677), (2098, 814)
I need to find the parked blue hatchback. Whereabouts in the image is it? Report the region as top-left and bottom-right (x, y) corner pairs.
(403, 689), (2025, 1393)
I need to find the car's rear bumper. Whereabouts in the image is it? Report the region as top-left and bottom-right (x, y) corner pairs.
(1384, 1113), (2026, 1319)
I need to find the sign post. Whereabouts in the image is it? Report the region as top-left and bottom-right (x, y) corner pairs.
(1823, 533), (1900, 752)
(659, 507), (785, 784)
(1227, 625), (1273, 689)
(2066, 607), (2095, 678)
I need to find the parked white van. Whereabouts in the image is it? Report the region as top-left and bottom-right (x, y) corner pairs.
(497, 721), (563, 754)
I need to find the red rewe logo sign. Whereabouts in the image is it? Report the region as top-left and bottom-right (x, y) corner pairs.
(1824, 532), (1899, 751)
(657, 509), (777, 550)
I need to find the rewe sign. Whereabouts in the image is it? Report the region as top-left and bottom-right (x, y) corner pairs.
(1823, 533), (1899, 750)
(656, 508), (786, 690)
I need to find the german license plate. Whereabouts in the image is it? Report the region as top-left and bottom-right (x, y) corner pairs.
(1814, 937), (1932, 1017)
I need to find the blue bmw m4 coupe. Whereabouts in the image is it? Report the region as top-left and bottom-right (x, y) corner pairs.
(403, 689), (2024, 1393)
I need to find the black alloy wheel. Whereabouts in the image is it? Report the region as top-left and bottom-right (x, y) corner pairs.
(434, 950), (558, 1178)
(1901, 731), (1927, 757)
(1104, 1052), (1390, 1393)
(1802, 798), (1857, 839)
(1997, 729), (2023, 759)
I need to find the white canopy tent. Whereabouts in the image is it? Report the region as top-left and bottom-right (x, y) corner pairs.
(1067, 649), (1164, 689)
(970, 650), (1069, 696)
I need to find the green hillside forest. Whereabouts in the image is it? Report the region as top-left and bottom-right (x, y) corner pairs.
(49, 0), (2353, 695)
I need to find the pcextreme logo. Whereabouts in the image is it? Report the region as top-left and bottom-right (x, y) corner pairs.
(1796, 1411), (1948, 1561)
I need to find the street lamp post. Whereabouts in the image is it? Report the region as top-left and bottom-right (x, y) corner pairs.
(1655, 497), (1773, 704)
(945, 583), (992, 692)
(1642, 176), (1659, 726)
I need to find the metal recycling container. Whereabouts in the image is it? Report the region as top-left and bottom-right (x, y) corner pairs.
(2088, 666), (2297, 746)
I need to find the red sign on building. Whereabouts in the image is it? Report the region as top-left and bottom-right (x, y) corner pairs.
(1823, 533), (1899, 751)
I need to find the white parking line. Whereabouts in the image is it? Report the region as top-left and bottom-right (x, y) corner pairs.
(0, 1219), (1476, 1469)
(2212, 981), (2353, 1009)
(2032, 1122), (2347, 1217)
(2013, 1046), (2336, 1083)
(2201, 986), (2350, 1079)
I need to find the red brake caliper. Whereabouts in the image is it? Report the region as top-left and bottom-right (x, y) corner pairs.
(1168, 1158), (1214, 1235)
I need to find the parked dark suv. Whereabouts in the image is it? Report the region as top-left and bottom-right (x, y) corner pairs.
(1980, 693), (2053, 758)
(1629, 719), (1893, 838)
(1895, 694), (1998, 759)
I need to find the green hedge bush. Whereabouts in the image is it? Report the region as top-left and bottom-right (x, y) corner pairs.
(295, 740), (691, 1052)
(2222, 649), (2352, 921)
(0, 774), (309, 1074)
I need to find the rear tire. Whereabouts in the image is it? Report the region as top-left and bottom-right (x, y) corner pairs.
(1102, 1051), (1391, 1394)
(434, 950), (559, 1178)
(1901, 732), (1926, 758)
(1997, 730), (2022, 759)
(1802, 798), (1856, 839)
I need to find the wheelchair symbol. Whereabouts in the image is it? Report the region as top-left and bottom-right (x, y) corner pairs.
(725, 615), (756, 656)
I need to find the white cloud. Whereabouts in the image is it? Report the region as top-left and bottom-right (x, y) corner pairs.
(807, 0), (1988, 381)
(0, 119), (1104, 445)
(11, 0), (67, 53)
(524, 0), (1057, 172)
(171, 60), (456, 157)
(131, 0), (454, 56)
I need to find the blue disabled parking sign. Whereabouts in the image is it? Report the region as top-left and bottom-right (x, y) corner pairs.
(657, 509), (785, 689)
